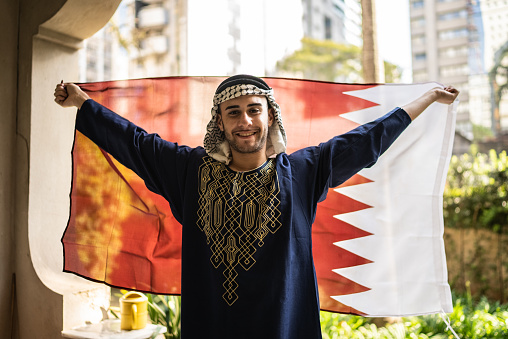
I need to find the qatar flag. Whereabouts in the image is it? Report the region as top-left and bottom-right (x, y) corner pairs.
(62, 76), (455, 316)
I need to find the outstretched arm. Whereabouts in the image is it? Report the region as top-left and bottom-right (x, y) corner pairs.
(401, 86), (459, 121)
(54, 82), (90, 108)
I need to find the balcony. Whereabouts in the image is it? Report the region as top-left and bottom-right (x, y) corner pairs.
(436, 17), (467, 31)
(138, 6), (168, 29)
(436, 0), (467, 13)
(437, 36), (468, 49)
(140, 35), (168, 55)
(439, 53), (468, 67)
(409, 1), (424, 18)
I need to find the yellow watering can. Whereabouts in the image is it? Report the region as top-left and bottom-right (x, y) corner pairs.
(120, 291), (148, 330)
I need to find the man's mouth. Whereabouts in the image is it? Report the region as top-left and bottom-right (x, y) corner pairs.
(235, 131), (257, 137)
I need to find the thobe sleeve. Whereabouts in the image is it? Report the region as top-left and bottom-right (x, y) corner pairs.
(290, 107), (412, 205)
(75, 99), (191, 221)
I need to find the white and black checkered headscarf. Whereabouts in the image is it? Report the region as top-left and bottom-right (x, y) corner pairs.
(204, 75), (287, 164)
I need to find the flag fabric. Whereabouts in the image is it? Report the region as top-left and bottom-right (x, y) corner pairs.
(63, 76), (456, 316)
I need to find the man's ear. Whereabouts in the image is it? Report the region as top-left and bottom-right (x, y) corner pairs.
(216, 113), (224, 131)
(268, 108), (275, 127)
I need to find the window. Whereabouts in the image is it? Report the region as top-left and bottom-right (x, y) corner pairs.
(325, 16), (332, 40)
(411, 0), (424, 9)
(440, 64), (469, 77)
(333, 4), (344, 16)
(332, 0), (344, 15)
(438, 9), (467, 21)
(414, 52), (426, 61)
(439, 46), (468, 59)
(412, 34), (426, 45)
(439, 28), (468, 40)
(411, 17), (426, 29)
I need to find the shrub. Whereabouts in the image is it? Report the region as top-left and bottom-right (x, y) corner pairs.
(320, 291), (508, 338)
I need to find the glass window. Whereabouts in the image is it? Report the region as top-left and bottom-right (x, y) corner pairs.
(324, 16), (332, 40)
(438, 9), (467, 21)
(411, 17), (426, 28)
(440, 64), (469, 77)
(439, 28), (468, 40)
(412, 34), (426, 45)
(415, 52), (427, 61)
(411, 0), (424, 9)
(439, 46), (468, 58)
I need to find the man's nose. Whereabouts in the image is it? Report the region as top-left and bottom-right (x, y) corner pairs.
(238, 111), (252, 126)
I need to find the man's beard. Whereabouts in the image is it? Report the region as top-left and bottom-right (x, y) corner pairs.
(224, 126), (269, 154)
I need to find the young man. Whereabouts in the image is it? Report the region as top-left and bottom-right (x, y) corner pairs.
(54, 75), (458, 338)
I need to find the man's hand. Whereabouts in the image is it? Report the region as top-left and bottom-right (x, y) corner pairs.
(433, 86), (459, 105)
(54, 82), (90, 109)
(402, 85), (459, 121)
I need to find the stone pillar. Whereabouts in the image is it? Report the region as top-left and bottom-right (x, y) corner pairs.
(11, 1), (121, 337)
(0, 0), (20, 336)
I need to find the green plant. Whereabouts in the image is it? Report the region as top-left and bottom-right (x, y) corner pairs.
(443, 149), (508, 301)
(275, 38), (363, 82)
(320, 291), (508, 338)
(147, 294), (181, 339)
(444, 150), (507, 233)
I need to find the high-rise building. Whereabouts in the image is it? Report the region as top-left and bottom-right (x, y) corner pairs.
(409, 0), (508, 140)
(302, 0), (362, 46)
(409, 0), (472, 137)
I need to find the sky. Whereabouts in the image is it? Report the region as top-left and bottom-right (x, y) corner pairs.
(375, 0), (413, 82)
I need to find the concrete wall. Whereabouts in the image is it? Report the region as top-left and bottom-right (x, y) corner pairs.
(0, 0), (20, 335)
(0, 0), (120, 337)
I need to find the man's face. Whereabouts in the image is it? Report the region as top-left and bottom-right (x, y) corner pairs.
(217, 95), (274, 155)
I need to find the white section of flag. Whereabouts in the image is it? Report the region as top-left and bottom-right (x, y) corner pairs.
(331, 83), (456, 316)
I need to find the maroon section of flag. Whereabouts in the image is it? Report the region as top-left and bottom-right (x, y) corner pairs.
(62, 77), (378, 313)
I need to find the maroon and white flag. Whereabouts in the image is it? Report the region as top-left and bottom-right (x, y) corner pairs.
(63, 77), (456, 316)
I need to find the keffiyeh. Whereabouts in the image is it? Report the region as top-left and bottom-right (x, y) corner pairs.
(204, 75), (287, 164)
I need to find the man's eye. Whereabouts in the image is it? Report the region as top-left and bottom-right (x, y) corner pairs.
(250, 108), (260, 113)
(228, 111), (239, 115)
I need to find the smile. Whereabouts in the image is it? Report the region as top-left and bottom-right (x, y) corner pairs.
(235, 131), (256, 137)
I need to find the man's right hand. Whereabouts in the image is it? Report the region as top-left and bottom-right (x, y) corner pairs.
(54, 82), (90, 109)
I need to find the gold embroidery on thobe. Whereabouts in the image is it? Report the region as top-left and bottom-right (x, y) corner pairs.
(197, 157), (281, 305)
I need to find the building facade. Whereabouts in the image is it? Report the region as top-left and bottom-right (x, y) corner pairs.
(410, 0), (472, 137)
(410, 0), (508, 141)
(302, 0), (362, 46)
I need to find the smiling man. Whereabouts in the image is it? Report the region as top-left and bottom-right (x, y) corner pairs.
(54, 74), (458, 339)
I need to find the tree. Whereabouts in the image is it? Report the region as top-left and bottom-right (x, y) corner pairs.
(383, 61), (402, 83)
(275, 38), (402, 83)
(275, 38), (362, 82)
(489, 41), (508, 136)
(444, 149), (508, 301)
